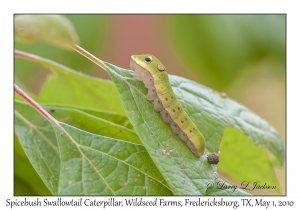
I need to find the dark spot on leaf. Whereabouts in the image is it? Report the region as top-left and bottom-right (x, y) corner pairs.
(165, 97), (168, 101)
(178, 107), (180, 110)
(47, 108), (55, 113)
(181, 120), (184, 123)
(173, 109), (175, 112)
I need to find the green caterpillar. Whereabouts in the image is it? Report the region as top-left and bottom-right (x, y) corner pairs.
(130, 54), (206, 157)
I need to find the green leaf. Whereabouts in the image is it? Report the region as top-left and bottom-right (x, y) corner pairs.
(42, 104), (140, 144)
(169, 76), (284, 164)
(53, 122), (171, 195)
(15, 15), (79, 49)
(104, 62), (252, 195)
(14, 100), (171, 195)
(79, 107), (133, 130)
(14, 101), (60, 195)
(14, 134), (51, 195)
(218, 127), (280, 192)
(15, 52), (126, 115)
(41, 103), (133, 130)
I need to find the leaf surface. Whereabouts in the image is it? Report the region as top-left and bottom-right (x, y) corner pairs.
(42, 103), (133, 130)
(104, 62), (259, 195)
(14, 102), (60, 195)
(43, 104), (140, 144)
(15, 15), (79, 49)
(14, 100), (171, 195)
(14, 134), (51, 195)
(15, 52), (126, 115)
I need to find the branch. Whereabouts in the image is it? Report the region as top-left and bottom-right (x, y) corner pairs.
(14, 84), (57, 123)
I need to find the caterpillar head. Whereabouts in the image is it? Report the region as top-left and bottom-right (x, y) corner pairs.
(130, 54), (166, 74)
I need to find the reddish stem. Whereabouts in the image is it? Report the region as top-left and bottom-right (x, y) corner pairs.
(14, 84), (56, 123)
(73, 44), (106, 70)
(14, 50), (39, 61)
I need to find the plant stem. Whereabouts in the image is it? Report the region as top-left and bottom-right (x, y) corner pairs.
(73, 44), (106, 71)
(14, 84), (56, 123)
(14, 50), (40, 61)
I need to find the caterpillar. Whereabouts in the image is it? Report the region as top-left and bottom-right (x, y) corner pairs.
(130, 54), (206, 157)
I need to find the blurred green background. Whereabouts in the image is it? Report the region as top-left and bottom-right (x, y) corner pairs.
(14, 14), (286, 195)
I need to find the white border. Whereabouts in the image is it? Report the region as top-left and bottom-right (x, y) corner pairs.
(2, 0), (299, 209)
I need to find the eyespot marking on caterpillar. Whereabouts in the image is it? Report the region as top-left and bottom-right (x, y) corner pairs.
(130, 54), (206, 157)
(145, 56), (153, 63)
